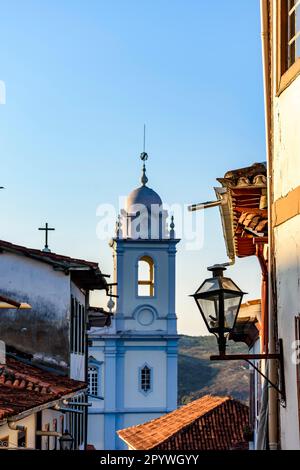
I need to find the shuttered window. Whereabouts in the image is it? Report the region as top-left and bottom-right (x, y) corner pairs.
(70, 296), (85, 355)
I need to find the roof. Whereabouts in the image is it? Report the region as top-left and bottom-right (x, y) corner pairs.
(0, 239), (108, 291)
(0, 356), (86, 422)
(88, 306), (112, 328)
(214, 162), (268, 260)
(230, 300), (261, 348)
(118, 395), (249, 450)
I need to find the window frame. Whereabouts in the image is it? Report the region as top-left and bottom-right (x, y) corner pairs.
(70, 295), (85, 355)
(87, 357), (103, 399)
(137, 255), (156, 298)
(277, 0), (300, 94)
(139, 363), (153, 396)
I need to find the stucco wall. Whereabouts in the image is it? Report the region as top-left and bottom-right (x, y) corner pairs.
(274, 216), (300, 449)
(0, 414), (36, 449)
(123, 349), (167, 409)
(271, 3), (300, 449)
(0, 252), (70, 366)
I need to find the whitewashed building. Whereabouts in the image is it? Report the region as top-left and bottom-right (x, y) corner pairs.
(0, 240), (108, 449)
(261, 0), (300, 450)
(88, 155), (180, 449)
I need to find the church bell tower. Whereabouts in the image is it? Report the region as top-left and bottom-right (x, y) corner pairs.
(88, 149), (180, 450)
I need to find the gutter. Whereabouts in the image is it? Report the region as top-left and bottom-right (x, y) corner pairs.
(260, 0), (279, 450)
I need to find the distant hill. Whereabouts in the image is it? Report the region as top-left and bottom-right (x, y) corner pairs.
(178, 335), (249, 405)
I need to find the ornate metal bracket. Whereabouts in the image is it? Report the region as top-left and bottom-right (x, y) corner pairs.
(210, 339), (286, 405)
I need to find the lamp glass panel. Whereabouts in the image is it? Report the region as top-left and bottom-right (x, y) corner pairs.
(196, 278), (220, 295)
(220, 278), (241, 292)
(196, 295), (220, 331)
(223, 292), (242, 330)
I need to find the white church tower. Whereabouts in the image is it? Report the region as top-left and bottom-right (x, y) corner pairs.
(88, 150), (180, 450)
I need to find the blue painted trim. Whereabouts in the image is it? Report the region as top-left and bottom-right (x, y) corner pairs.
(167, 338), (178, 410)
(116, 350), (125, 409)
(138, 362), (153, 396)
(104, 414), (116, 450)
(89, 408), (169, 415)
(115, 413), (126, 450)
(118, 346), (167, 351)
(132, 304), (158, 327)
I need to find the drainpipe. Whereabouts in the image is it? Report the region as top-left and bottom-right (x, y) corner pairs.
(260, 0), (279, 450)
(8, 422), (26, 432)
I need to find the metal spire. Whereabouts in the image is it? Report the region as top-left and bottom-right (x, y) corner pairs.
(140, 124), (149, 186)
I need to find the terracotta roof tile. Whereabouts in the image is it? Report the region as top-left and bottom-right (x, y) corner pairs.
(0, 357), (86, 421)
(118, 395), (249, 450)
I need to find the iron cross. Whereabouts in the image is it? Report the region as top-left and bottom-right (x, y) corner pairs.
(38, 222), (55, 252)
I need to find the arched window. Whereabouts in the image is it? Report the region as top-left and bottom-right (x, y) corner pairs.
(138, 256), (155, 297)
(140, 365), (152, 394)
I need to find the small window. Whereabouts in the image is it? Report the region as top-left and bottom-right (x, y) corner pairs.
(88, 366), (98, 396)
(287, 0), (300, 68)
(279, 0), (300, 78)
(70, 296), (85, 355)
(138, 256), (155, 297)
(140, 365), (152, 394)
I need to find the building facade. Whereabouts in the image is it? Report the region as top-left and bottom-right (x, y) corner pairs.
(261, 0), (300, 450)
(88, 157), (180, 450)
(0, 240), (108, 449)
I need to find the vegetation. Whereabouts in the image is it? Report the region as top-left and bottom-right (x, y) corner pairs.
(178, 335), (249, 405)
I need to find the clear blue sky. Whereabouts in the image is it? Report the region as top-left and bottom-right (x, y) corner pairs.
(0, 0), (265, 335)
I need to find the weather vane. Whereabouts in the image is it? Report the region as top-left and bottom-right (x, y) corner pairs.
(140, 124), (148, 162)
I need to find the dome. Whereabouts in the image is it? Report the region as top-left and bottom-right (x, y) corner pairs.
(126, 185), (162, 212)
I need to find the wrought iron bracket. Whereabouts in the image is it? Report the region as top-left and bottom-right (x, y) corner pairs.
(210, 339), (286, 406)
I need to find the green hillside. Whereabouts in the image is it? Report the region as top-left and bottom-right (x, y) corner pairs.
(178, 335), (249, 405)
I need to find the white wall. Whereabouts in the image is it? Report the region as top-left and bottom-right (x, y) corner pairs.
(274, 216), (300, 449)
(87, 414), (104, 449)
(0, 252), (70, 365)
(124, 349), (167, 409)
(271, 2), (300, 449)
(0, 414), (36, 449)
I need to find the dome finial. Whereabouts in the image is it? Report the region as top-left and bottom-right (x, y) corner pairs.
(140, 124), (149, 186)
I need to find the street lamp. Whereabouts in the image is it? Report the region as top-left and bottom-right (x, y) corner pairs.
(191, 263), (286, 405)
(192, 265), (246, 355)
(59, 430), (74, 451)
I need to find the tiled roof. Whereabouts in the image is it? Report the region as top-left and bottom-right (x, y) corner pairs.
(215, 162), (268, 260)
(118, 395), (249, 450)
(0, 239), (98, 268)
(0, 239), (108, 290)
(0, 357), (86, 422)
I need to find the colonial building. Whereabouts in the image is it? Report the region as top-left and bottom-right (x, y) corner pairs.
(0, 355), (85, 450)
(88, 154), (180, 449)
(0, 239), (108, 449)
(261, 0), (300, 450)
(188, 161), (269, 450)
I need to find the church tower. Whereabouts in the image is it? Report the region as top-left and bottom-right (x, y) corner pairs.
(88, 150), (180, 450)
